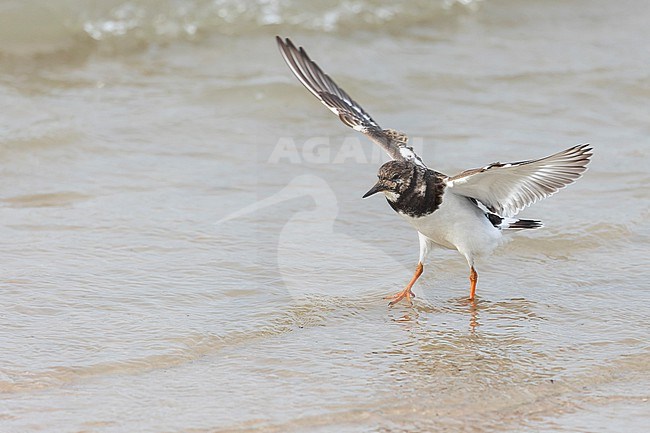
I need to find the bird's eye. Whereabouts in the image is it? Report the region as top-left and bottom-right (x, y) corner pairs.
(391, 175), (400, 181)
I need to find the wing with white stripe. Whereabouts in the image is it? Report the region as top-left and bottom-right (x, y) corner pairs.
(276, 36), (425, 167)
(445, 144), (593, 217)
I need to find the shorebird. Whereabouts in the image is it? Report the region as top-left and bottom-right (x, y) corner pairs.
(276, 36), (592, 305)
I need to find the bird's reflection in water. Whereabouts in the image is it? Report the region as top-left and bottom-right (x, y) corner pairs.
(392, 312), (416, 323)
(455, 297), (481, 332)
(388, 296), (482, 332)
(375, 296), (548, 401)
(384, 295), (542, 354)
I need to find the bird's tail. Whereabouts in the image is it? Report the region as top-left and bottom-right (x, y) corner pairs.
(500, 218), (543, 230)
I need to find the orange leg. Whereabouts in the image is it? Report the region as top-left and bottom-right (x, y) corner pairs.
(385, 262), (423, 306)
(469, 266), (478, 300)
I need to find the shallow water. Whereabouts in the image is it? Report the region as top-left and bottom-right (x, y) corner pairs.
(1, 0), (649, 432)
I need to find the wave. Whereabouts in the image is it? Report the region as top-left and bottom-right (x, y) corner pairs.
(0, 0), (482, 58)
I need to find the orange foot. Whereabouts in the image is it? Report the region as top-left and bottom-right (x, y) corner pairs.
(469, 266), (478, 301)
(384, 287), (416, 306)
(384, 262), (423, 306)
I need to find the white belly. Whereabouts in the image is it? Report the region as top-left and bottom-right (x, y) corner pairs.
(399, 191), (503, 260)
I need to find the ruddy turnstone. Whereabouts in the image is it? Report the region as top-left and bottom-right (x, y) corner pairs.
(276, 36), (592, 305)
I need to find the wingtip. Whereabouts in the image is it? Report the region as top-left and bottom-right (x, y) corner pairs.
(276, 36), (298, 51)
(578, 143), (594, 167)
(576, 143), (593, 156)
(276, 35), (288, 50)
(562, 143), (594, 168)
(579, 142), (593, 151)
(276, 36), (297, 53)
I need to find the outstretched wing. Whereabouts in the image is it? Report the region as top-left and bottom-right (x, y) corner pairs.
(446, 144), (593, 217)
(276, 36), (425, 167)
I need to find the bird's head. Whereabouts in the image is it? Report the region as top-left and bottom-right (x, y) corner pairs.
(362, 160), (415, 202)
